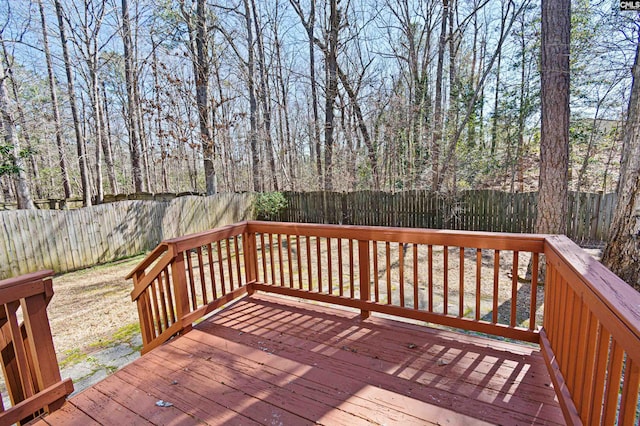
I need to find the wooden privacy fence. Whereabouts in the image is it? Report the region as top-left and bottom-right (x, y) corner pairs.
(274, 190), (617, 242)
(0, 193), (254, 279)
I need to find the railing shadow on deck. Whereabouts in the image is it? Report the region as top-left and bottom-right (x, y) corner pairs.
(0, 270), (73, 425)
(128, 220), (640, 425)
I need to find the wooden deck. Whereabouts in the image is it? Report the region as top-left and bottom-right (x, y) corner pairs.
(36, 293), (563, 425)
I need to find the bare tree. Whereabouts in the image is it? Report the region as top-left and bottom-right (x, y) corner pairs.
(54, 0), (92, 206)
(121, 0), (144, 192)
(37, 0), (71, 199)
(0, 58), (34, 209)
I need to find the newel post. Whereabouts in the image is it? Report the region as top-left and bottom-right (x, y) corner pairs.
(358, 240), (371, 319)
(132, 270), (154, 346)
(243, 229), (258, 294)
(171, 244), (192, 334)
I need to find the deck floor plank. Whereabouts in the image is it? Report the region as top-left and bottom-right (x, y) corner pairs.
(40, 293), (563, 425)
(196, 296), (563, 424)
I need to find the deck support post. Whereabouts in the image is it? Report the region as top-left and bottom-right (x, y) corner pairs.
(358, 240), (371, 319)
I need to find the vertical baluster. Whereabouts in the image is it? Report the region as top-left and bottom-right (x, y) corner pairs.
(338, 238), (344, 296)
(413, 244), (418, 310)
(163, 267), (176, 324)
(373, 241), (379, 303)
(186, 251), (197, 309)
(385, 242), (391, 304)
(602, 340), (624, 424)
(260, 233), (267, 283)
(234, 236), (243, 287)
(428, 245), (433, 312)
(528, 252), (539, 330)
(510, 251), (519, 326)
(567, 288), (583, 388)
(316, 237), (322, 293)
(588, 325), (610, 425)
(557, 276), (571, 365)
(226, 238), (234, 291)
(268, 234), (276, 286)
(157, 276), (169, 330)
(443, 246), (449, 315)
(197, 247), (207, 305)
(277, 234), (285, 287)
(398, 243), (405, 307)
(217, 240), (226, 296)
(475, 248), (481, 320)
(579, 313), (599, 420)
(493, 250), (499, 323)
(207, 243), (217, 300)
(306, 235), (312, 291)
(572, 306), (591, 415)
(287, 234), (294, 288)
(327, 238), (333, 294)
(459, 247), (465, 317)
(618, 357), (640, 426)
(150, 281), (162, 334)
(296, 235), (303, 289)
(349, 239), (355, 299)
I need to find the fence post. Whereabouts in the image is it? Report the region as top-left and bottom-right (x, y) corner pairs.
(358, 240), (371, 319)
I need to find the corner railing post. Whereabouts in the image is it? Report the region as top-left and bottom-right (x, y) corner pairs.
(243, 228), (258, 294)
(132, 270), (154, 347)
(171, 246), (192, 334)
(21, 278), (66, 411)
(358, 240), (371, 319)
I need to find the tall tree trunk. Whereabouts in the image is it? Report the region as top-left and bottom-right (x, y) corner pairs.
(38, 0), (71, 199)
(54, 0), (92, 206)
(251, 0), (278, 191)
(195, 0), (216, 194)
(535, 0), (570, 235)
(243, 0), (261, 192)
(431, 0), (448, 190)
(0, 60), (34, 209)
(324, 0), (339, 191)
(602, 36), (640, 290)
(289, 0), (322, 188)
(121, 0), (144, 192)
(100, 81), (117, 194)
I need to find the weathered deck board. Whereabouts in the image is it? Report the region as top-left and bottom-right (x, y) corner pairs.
(36, 294), (563, 425)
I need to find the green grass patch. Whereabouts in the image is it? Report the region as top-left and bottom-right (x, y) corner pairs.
(89, 322), (141, 350)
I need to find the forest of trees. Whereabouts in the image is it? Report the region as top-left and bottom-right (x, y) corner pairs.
(0, 0), (637, 205)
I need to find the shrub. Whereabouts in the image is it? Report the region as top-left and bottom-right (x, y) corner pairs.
(254, 192), (287, 220)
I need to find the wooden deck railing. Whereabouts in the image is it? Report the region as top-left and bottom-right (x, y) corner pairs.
(127, 222), (253, 354)
(129, 221), (640, 425)
(542, 235), (640, 425)
(0, 270), (73, 425)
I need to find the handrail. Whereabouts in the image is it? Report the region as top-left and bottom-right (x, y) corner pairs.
(128, 222), (251, 353)
(0, 270), (73, 425)
(542, 235), (640, 425)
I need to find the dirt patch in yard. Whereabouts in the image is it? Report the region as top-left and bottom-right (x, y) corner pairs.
(48, 256), (144, 361)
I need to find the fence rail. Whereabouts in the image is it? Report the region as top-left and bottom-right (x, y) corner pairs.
(0, 194), (254, 279)
(274, 190), (617, 242)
